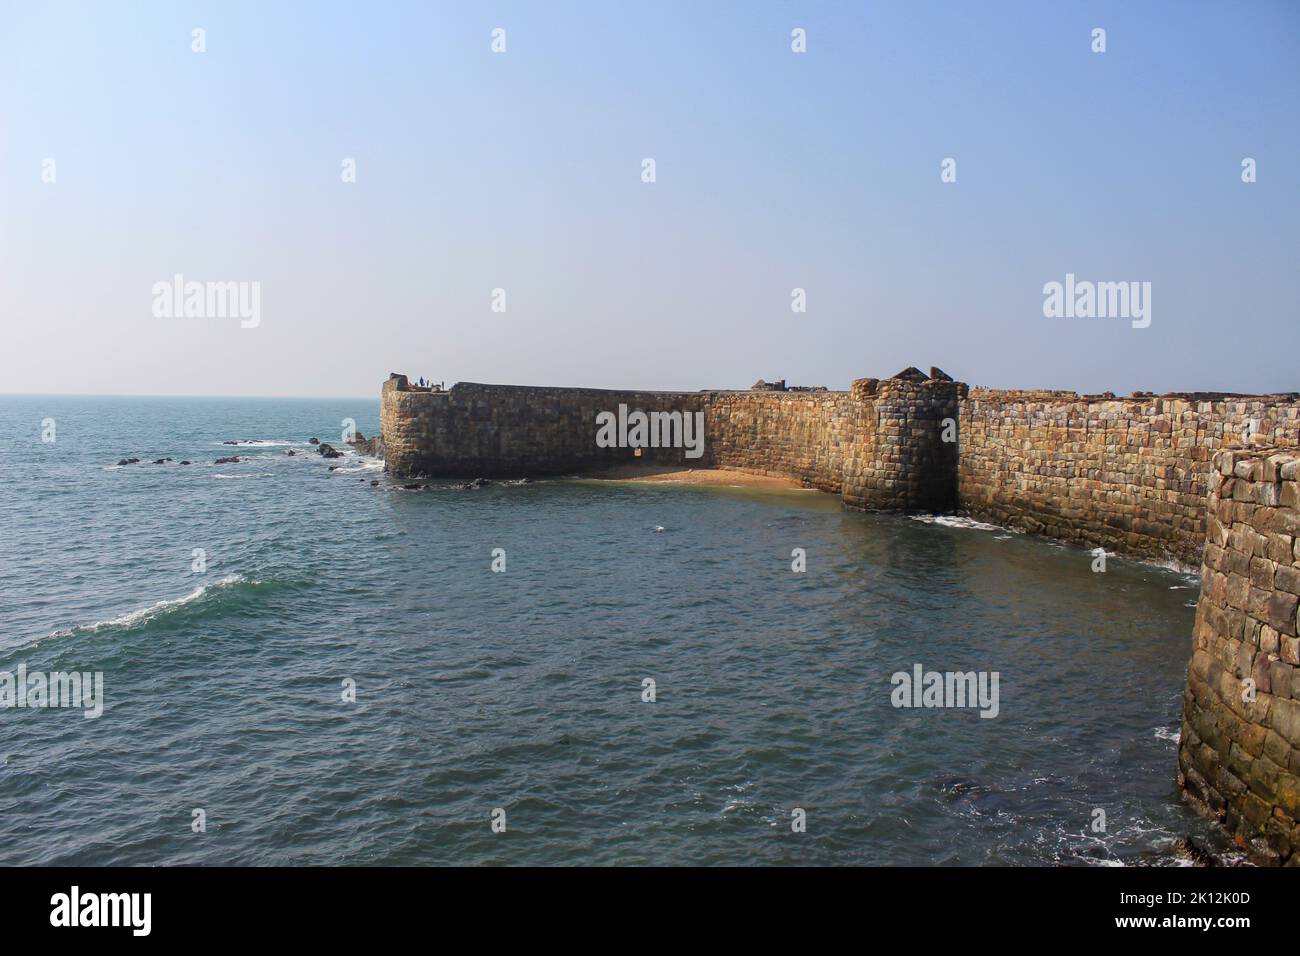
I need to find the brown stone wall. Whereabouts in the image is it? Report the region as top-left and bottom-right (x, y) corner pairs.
(1179, 447), (1300, 865)
(843, 377), (965, 512)
(702, 390), (862, 492)
(959, 391), (1300, 566)
(381, 374), (886, 486)
(381, 375), (709, 478)
(381, 373), (1300, 570)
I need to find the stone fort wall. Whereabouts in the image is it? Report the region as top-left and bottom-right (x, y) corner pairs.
(381, 369), (967, 510)
(1179, 448), (1300, 865)
(960, 390), (1300, 567)
(381, 377), (709, 478)
(381, 371), (1300, 563)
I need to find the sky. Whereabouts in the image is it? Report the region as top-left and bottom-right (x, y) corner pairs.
(1, 0), (1297, 397)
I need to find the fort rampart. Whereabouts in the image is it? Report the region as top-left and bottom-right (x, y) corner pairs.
(1179, 448), (1300, 864)
(381, 370), (1299, 562)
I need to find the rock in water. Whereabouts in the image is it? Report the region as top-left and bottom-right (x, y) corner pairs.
(309, 438), (320, 445)
(214, 456), (240, 465)
(117, 458), (140, 466)
(318, 443), (343, 459)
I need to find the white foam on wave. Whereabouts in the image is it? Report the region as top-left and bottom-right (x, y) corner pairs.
(331, 456), (384, 474)
(1154, 727), (1181, 743)
(1144, 556), (1201, 577)
(45, 575), (248, 640)
(214, 439), (311, 448)
(910, 514), (1009, 533)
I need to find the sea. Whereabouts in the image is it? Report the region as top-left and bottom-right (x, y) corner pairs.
(0, 395), (1229, 865)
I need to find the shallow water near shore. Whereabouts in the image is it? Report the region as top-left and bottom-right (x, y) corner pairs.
(0, 395), (1226, 865)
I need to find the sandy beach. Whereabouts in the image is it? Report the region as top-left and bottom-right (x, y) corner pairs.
(581, 464), (811, 490)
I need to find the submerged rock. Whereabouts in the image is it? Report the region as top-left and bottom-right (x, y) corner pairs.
(179, 461), (192, 465)
(214, 456), (240, 465)
(116, 458), (140, 466)
(309, 437), (320, 445)
(285, 450), (296, 456)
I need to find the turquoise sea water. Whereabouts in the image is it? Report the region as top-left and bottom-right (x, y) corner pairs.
(0, 395), (1224, 865)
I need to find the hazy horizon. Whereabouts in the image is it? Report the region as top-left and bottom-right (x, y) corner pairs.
(3, 1), (1297, 398)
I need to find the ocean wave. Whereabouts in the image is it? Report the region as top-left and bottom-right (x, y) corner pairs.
(910, 515), (1009, 533)
(330, 457), (384, 474)
(42, 575), (252, 641)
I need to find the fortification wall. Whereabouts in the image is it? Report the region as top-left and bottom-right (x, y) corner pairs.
(844, 376), (965, 512)
(1179, 448), (1300, 865)
(380, 368), (960, 511)
(958, 391), (1300, 567)
(702, 390), (862, 493)
(380, 375), (707, 477)
(381, 372), (1300, 561)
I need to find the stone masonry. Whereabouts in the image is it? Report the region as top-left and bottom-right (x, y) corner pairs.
(842, 369), (965, 512)
(1178, 448), (1300, 865)
(961, 390), (1300, 567)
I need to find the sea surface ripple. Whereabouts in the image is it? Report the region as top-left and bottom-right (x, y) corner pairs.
(0, 396), (1223, 865)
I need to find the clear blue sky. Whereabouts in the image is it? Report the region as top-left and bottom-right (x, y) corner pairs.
(2, 1), (1297, 396)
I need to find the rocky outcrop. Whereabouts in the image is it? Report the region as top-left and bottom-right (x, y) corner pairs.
(347, 431), (385, 459)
